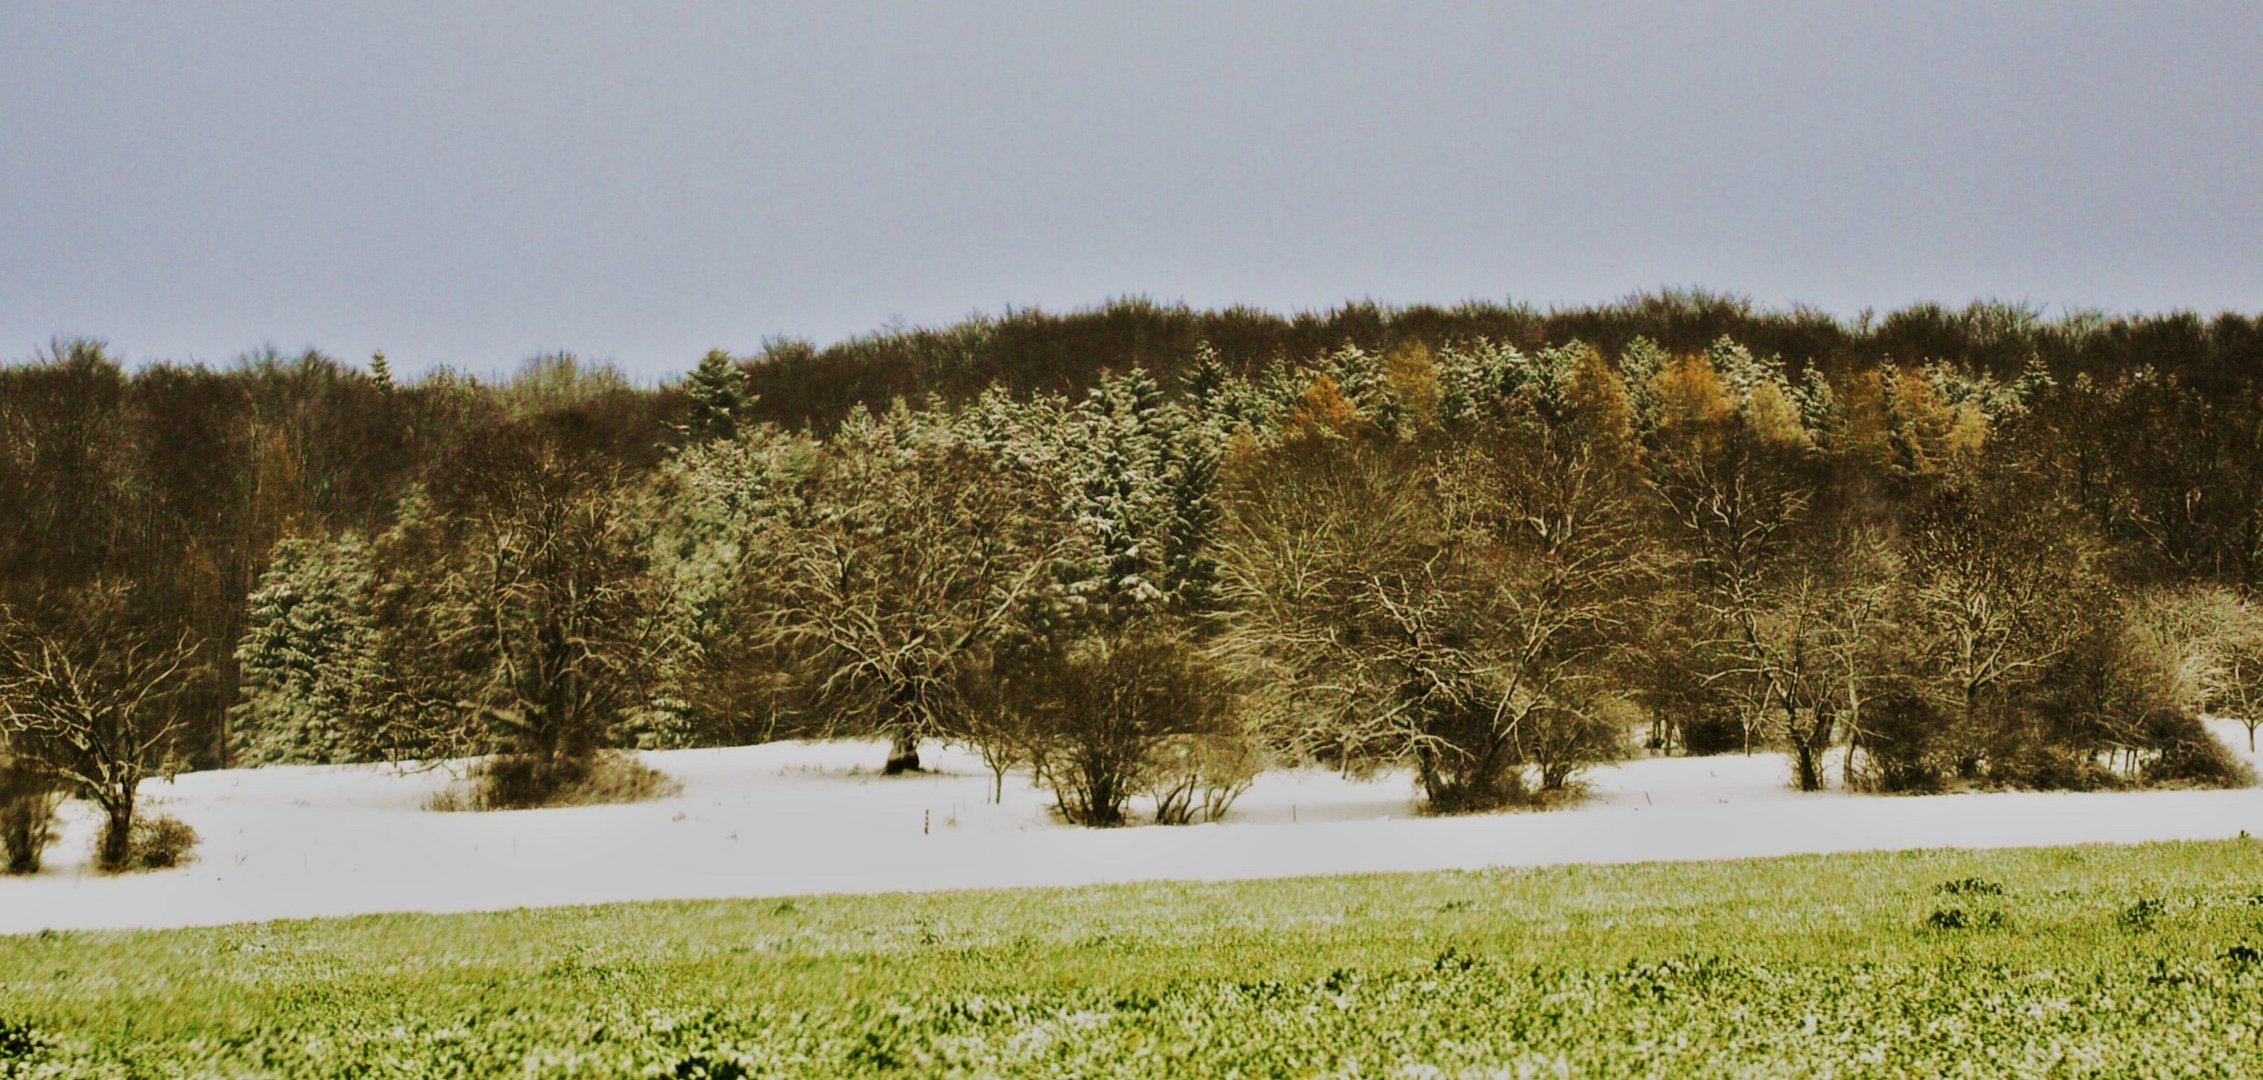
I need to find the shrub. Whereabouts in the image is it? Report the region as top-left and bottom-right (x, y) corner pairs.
(1149, 729), (1262, 825)
(0, 1016), (48, 1062)
(943, 654), (1030, 805)
(1848, 683), (1949, 793)
(2139, 709), (2252, 788)
(1523, 698), (1634, 793)
(1675, 707), (1751, 757)
(0, 765), (61, 875)
(1411, 689), (1532, 814)
(2011, 609), (2246, 791)
(1925, 907), (2005, 931)
(2119, 897), (2167, 932)
(112, 814), (198, 872)
(1022, 626), (1248, 827)
(1933, 877), (2004, 897)
(1984, 743), (2123, 792)
(1411, 688), (1628, 813)
(431, 751), (680, 812)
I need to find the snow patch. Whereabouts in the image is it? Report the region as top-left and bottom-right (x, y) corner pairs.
(4, 721), (2259, 934)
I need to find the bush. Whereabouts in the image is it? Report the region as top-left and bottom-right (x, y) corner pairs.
(0, 765), (61, 875)
(2007, 609), (2246, 791)
(2119, 897), (2167, 932)
(2140, 709), (2252, 788)
(1849, 683), (1949, 793)
(1412, 689), (1626, 813)
(942, 653), (1030, 805)
(1411, 690), (1531, 814)
(0, 1016), (49, 1062)
(1149, 729), (1262, 825)
(430, 752), (679, 812)
(1675, 707), (1751, 757)
(1925, 907), (2005, 931)
(1022, 626), (1249, 827)
(111, 815), (198, 872)
(1523, 698), (1633, 793)
(1985, 743), (2123, 792)
(1934, 877), (2004, 897)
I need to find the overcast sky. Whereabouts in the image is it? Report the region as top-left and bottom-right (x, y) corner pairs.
(3, 2), (2258, 379)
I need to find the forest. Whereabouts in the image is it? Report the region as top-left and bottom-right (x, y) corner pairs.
(5, 293), (2263, 872)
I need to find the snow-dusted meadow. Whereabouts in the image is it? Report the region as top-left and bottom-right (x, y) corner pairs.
(6, 722), (2261, 935)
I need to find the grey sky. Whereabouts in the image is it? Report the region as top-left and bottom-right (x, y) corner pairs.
(3, 2), (2258, 380)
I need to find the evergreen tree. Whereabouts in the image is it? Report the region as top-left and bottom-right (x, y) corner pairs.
(648, 422), (820, 747)
(1054, 370), (1172, 631)
(231, 534), (381, 766)
(684, 348), (751, 442)
(1617, 336), (1669, 427)
(1048, 369), (1220, 633)
(1181, 341), (1230, 405)
(1161, 416), (1223, 617)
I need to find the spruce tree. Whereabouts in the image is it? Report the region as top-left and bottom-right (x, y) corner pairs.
(1051, 369), (1226, 632)
(231, 534), (381, 766)
(684, 348), (750, 442)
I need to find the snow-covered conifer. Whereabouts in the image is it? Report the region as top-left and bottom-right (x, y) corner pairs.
(231, 533), (381, 766)
(683, 348), (751, 442)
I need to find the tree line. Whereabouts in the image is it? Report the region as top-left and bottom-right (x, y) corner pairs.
(5, 296), (2263, 870)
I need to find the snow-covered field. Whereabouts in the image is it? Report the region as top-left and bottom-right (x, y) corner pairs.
(7, 722), (2263, 934)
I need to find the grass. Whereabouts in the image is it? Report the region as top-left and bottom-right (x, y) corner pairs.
(6, 840), (2263, 1075)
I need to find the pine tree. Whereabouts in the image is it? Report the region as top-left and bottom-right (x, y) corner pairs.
(684, 348), (751, 442)
(369, 350), (393, 391)
(1055, 370), (1175, 632)
(649, 422), (820, 747)
(1617, 336), (1668, 425)
(1182, 341), (1230, 405)
(231, 534), (381, 765)
(1160, 413), (1222, 618)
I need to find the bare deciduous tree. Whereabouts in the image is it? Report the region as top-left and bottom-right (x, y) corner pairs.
(1644, 360), (1841, 789)
(1219, 353), (1652, 811)
(1903, 475), (2099, 774)
(781, 406), (1059, 773)
(2147, 584), (2263, 751)
(0, 584), (202, 870)
(426, 417), (670, 804)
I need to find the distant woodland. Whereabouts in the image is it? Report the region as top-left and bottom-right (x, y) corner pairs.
(7, 293), (2263, 851)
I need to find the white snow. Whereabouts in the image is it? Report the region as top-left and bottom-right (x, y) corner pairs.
(5, 722), (2262, 934)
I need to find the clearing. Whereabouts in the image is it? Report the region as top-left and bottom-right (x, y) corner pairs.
(4, 720), (2260, 934)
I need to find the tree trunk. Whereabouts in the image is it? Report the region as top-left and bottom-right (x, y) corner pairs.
(1792, 742), (1822, 792)
(1789, 702), (1829, 793)
(98, 802), (134, 873)
(883, 728), (922, 774)
(1083, 763), (1123, 826)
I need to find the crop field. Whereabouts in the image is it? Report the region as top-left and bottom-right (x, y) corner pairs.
(6, 839), (2263, 1076)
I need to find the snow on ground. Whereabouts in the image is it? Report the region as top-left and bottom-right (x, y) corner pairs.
(6, 722), (2263, 934)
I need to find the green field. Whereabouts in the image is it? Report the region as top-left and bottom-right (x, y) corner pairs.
(7, 842), (2263, 1076)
